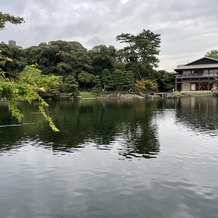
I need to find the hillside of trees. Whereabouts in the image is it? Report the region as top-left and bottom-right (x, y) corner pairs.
(1, 30), (175, 97)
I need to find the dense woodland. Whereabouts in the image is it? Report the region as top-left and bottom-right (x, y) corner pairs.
(0, 30), (175, 96)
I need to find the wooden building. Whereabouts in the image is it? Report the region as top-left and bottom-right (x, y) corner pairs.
(174, 57), (218, 92)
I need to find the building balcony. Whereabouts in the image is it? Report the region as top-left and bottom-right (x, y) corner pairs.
(176, 73), (218, 79)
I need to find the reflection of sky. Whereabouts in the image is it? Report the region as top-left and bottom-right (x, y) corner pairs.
(175, 97), (218, 132)
(156, 110), (218, 156)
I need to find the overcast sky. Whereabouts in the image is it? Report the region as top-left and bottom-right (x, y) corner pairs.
(1, 0), (218, 71)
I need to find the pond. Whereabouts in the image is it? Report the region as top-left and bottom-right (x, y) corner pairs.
(0, 97), (218, 218)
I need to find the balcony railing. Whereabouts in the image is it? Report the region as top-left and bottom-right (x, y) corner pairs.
(176, 73), (218, 78)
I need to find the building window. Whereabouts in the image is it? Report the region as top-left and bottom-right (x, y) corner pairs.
(192, 70), (203, 75)
(210, 69), (218, 74)
(183, 70), (191, 75)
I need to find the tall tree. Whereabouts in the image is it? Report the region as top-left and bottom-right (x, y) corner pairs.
(116, 29), (161, 79)
(78, 71), (96, 90)
(88, 45), (116, 75)
(101, 69), (113, 91)
(25, 40), (92, 77)
(61, 75), (79, 96)
(0, 43), (27, 76)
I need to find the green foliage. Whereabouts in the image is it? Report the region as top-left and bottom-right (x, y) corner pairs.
(92, 76), (102, 93)
(116, 29), (161, 79)
(61, 75), (79, 96)
(111, 70), (134, 91)
(205, 50), (218, 60)
(0, 43), (27, 75)
(124, 71), (135, 90)
(0, 12), (24, 30)
(0, 64), (60, 131)
(78, 71), (96, 89)
(112, 70), (124, 91)
(88, 45), (116, 75)
(171, 92), (182, 98)
(154, 70), (175, 92)
(101, 69), (113, 90)
(24, 40), (92, 76)
(135, 79), (158, 93)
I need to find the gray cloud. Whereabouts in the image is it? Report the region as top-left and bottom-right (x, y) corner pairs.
(1, 0), (218, 71)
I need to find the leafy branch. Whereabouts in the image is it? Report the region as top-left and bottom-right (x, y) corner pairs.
(0, 56), (60, 131)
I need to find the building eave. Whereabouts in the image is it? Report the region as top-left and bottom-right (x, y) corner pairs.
(174, 64), (218, 72)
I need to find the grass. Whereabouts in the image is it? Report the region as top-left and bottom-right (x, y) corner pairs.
(187, 92), (213, 97)
(79, 92), (98, 98)
(79, 91), (144, 99)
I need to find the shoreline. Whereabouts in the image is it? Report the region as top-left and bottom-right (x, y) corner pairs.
(57, 91), (217, 101)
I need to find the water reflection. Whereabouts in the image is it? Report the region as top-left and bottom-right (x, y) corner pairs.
(0, 100), (160, 159)
(175, 97), (218, 134)
(1, 97), (218, 157)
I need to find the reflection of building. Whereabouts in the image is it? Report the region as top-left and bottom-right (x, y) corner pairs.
(175, 57), (218, 92)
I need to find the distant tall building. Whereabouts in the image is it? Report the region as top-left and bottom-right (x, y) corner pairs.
(8, 40), (16, 46)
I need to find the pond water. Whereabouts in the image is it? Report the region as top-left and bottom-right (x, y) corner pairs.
(0, 97), (218, 218)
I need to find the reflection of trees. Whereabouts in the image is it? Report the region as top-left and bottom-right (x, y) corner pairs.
(175, 97), (218, 132)
(0, 102), (46, 152)
(0, 100), (160, 158)
(117, 102), (160, 158)
(0, 102), (27, 151)
(40, 100), (160, 158)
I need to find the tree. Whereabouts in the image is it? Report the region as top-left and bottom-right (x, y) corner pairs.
(112, 70), (124, 91)
(135, 79), (158, 93)
(154, 70), (175, 92)
(0, 43), (27, 75)
(61, 75), (79, 96)
(24, 40), (92, 77)
(92, 76), (102, 93)
(123, 71), (135, 90)
(205, 50), (218, 60)
(116, 29), (161, 79)
(88, 45), (116, 75)
(101, 69), (113, 90)
(111, 70), (134, 91)
(0, 12), (24, 30)
(78, 71), (96, 90)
